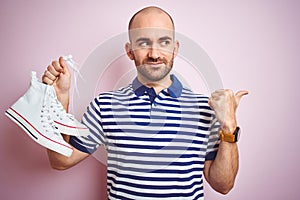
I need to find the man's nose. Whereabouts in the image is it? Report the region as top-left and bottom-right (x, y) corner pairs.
(148, 46), (160, 60)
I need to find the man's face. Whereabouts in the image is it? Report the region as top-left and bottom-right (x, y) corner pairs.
(128, 28), (178, 82)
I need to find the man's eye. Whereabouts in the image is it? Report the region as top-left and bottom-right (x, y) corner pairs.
(139, 42), (150, 47)
(161, 40), (170, 46)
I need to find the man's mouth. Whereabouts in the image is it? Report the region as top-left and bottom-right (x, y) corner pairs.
(144, 63), (165, 69)
(146, 62), (163, 65)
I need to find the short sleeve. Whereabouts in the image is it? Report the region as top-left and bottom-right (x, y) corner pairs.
(205, 116), (220, 160)
(70, 97), (106, 154)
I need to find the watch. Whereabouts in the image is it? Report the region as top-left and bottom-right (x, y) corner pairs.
(219, 126), (241, 143)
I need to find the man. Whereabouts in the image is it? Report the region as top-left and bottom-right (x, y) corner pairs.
(42, 6), (248, 199)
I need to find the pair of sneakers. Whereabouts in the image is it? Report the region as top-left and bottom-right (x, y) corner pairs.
(5, 56), (89, 157)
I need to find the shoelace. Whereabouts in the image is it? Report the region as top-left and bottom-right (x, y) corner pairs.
(63, 55), (84, 96)
(41, 85), (62, 136)
(47, 86), (75, 121)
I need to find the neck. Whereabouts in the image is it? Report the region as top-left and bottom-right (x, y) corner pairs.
(137, 74), (172, 95)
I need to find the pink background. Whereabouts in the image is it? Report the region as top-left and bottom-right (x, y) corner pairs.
(1, 0), (300, 199)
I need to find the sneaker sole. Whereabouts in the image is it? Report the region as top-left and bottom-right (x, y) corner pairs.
(5, 107), (73, 157)
(54, 121), (90, 137)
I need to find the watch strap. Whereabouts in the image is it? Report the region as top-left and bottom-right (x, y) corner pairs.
(219, 126), (240, 143)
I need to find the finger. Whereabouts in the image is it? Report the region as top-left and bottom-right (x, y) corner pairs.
(212, 89), (224, 95)
(59, 56), (70, 76)
(235, 90), (249, 104)
(52, 60), (63, 73)
(211, 91), (221, 98)
(47, 64), (61, 77)
(42, 75), (54, 85)
(211, 89), (232, 98)
(208, 97), (214, 109)
(47, 69), (58, 80)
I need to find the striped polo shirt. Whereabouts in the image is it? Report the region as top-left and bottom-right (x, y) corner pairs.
(70, 75), (220, 200)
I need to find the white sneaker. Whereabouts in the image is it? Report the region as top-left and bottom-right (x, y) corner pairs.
(47, 85), (90, 137)
(5, 71), (73, 157)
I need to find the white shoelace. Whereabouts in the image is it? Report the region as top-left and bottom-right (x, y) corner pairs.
(41, 86), (62, 136)
(47, 85), (75, 121)
(63, 55), (84, 96)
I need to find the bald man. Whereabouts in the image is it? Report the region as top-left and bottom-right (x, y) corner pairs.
(43, 6), (247, 199)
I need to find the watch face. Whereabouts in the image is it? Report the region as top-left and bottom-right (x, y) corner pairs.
(235, 127), (241, 142)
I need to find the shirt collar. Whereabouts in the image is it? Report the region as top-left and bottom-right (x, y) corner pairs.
(132, 74), (183, 98)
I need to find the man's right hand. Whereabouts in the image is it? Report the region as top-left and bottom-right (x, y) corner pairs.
(42, 56), (71, 111)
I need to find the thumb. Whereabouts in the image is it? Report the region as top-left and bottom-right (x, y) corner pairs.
(235, 90), (249, 105)
(59, 56), (70, 76)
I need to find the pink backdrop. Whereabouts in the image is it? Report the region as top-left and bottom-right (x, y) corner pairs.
(1, 0), (300, 199)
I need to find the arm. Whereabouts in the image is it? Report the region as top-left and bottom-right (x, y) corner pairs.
(47, 141), (90, 170)
(204, 89), (248, 194)
(204, 141), (238, 194)
(42, 56), (89, 170)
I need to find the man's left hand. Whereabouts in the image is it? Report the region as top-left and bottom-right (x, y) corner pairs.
(208, 89), (248, 133)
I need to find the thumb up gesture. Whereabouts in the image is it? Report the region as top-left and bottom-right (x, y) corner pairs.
(208, 89), (248, 133)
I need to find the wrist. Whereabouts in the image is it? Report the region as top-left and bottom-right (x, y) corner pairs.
(220, 121), (236, 134)
(217, 112), (237, 133)
(56, 92), (70, 112)
(219, 126), (241, 143)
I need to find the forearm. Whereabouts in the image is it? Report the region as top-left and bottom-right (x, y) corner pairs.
(206, 141), (238, 194)
(47, 134), (89, 170)
(46, 133), (70, 170)
(47, 149), (73, 170)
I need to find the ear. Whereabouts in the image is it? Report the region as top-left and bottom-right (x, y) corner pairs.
(125, 42), (134, 60)
(173, 40), (180, 58)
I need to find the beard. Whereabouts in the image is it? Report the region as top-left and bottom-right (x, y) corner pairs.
(134, 53), (175, 82)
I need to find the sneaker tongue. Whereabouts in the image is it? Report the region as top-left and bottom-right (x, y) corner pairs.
(31, 71), (37, 79)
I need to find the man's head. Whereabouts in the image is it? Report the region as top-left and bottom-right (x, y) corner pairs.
(125, 6), (179, 84)
(128, 6), (175, 31)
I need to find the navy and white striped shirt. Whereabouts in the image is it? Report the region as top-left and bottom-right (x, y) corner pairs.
(70, 75), (220, 200)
